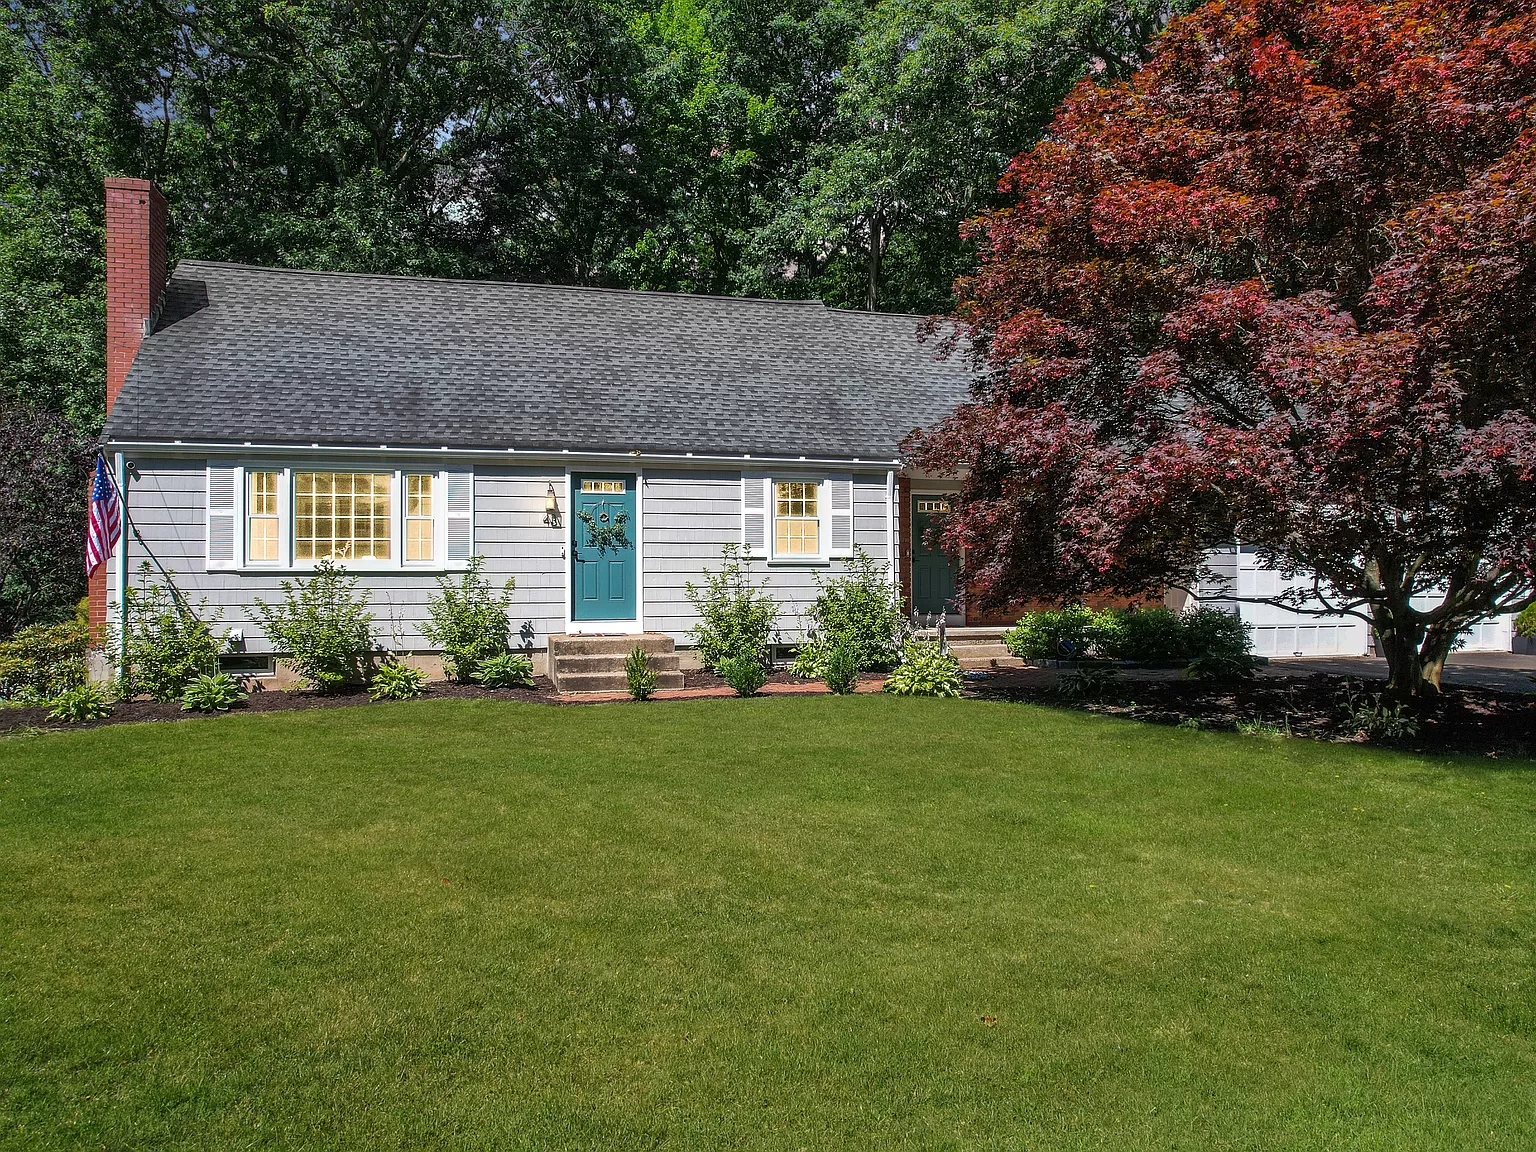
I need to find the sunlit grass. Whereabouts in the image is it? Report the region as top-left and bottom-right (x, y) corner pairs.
(2, 696), (1532, 1149)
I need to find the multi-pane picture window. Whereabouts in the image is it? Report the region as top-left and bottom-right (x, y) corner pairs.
(247, 471), (281, 563)
(295, 472), (392, 561)
(774, 481), (820, 556)
(405, 474), (434, 562)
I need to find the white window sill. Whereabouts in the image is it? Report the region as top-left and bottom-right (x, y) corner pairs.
(765, 557), (833, 567)
(227, 564), (469, 576)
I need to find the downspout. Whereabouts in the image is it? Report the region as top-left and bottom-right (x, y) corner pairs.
(886, 469), (897, 589)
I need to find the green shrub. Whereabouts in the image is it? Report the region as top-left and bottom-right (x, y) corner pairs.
(1100, 607), (1187, 662)
(253, 560), (374, 692)
(46, 683), (112, 723)
(1181, 606), (1253, 658)
(625, 645), (658, 701)
(1185, 651), (1258, 682)
(882, 639), (962, 697)
(717, 653), (768, 697)
(473, 652), (535, 689)
(1002, 605), (1104, 660)
(422, 557), (515, 681)
(790, 549), (905, 679)
(181, 673), (247, 713)
(823, 643), (860, 695)
(686, 544), (778, 672)
(121, 565), (223, 702)
(0, 613), (89, 701)
(1339, 681), (1420, 740)
(369, 662), (427, 701)
(1517, 603), (1536, 639)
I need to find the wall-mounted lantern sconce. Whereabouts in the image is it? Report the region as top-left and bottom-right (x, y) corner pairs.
(544, 482), (561, 528)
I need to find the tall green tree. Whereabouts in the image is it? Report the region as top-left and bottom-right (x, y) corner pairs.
(0, 0), (1174, 633)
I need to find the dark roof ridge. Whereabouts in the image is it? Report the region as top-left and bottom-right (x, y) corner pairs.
(170, 258), (837, 310)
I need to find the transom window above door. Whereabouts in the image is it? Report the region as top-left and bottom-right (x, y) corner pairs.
(581, 479), (626, 494)
(916, 499), (951, 514)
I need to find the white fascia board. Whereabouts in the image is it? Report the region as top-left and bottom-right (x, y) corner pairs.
(104, 438), (901, 470)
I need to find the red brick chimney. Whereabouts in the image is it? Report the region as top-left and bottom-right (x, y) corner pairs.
(104, 177), (168, 417)
(92, 178), (168, 633)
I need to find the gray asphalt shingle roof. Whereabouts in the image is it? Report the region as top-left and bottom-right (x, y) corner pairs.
(104, 260), (974, 460)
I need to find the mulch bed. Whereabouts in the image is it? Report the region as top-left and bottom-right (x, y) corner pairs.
(0, 670), (885, 734)
(5, 665), (1530, 757)
(968, 667), (1536, 758)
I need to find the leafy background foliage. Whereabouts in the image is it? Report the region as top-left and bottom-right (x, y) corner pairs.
(0, 0), (1173, 636)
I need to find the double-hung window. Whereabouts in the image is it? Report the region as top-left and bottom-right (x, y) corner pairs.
(741, 475), (853, 562)
(774, 481), (821, 557)
(208, 463), (472, 571)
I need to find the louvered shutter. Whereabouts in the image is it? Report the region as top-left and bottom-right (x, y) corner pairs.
(444, 469), (474, 563)
(206, 465), (239, 569)
(828, 476), (854, 557)
(742, 475), (768, 557)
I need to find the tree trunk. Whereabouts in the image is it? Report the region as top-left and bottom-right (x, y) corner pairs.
(866, 205), (883, 311)
(1372, 602), (1456, 702)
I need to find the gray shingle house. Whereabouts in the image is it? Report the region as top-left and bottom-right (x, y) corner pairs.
(95, 180), (977, 683)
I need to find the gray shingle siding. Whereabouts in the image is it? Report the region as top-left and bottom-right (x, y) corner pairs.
(121, 457), (899, 653)
(105, 261), (973, 460)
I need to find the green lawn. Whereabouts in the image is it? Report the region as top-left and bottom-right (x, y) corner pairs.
(2, 698), (1533, 1150)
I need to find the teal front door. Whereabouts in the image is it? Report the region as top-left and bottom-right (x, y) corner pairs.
(572, 473), (637, 621)
(912, 495), (959, 617)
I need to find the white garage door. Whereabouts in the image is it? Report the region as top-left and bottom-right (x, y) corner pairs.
(1236, 549), (1372, 657)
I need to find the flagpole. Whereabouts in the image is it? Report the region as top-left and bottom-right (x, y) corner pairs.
(115, 451), (129, 679)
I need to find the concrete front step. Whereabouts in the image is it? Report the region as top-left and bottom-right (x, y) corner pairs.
(556, 652), (682, 675)
(549, 633), (675, 658)
(946, 642), (1013, 659)
(556, 670), (687, 693)
(957, 656), (1026, 670)
(548, 632), (680, 693)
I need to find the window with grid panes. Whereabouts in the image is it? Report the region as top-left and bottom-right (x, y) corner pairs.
(774, 481), (820, 556)
(405, 474), (434, 562)
(294, 472), (392, 561)
(247, 471), (281, 562)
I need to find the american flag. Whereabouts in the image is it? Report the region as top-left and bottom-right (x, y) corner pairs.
(86, 456), (121, 578)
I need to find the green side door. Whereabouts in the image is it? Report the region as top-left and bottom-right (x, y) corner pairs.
(911, 495), (958, 617)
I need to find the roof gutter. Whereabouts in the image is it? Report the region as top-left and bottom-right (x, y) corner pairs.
(102, 437), (904, 470)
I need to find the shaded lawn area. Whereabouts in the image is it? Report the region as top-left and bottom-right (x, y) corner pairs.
(1, 698), (1533, 1150)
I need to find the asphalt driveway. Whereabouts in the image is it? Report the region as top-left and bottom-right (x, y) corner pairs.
(1265, 651), (1536, 695)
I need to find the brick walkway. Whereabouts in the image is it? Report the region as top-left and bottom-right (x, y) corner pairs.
(559, 678), (888, 703)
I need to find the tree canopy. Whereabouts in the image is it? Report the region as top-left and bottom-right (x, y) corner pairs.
(911, 0), (1536, 698)
(0, 0), (1173, 632)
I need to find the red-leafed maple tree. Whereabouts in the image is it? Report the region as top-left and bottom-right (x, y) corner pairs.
(911, 0), (1536, 698)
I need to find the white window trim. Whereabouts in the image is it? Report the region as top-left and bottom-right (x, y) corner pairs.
(762, 475), (856, 565)
(768, 477), (830, 565)
(214, 462), (473, 574)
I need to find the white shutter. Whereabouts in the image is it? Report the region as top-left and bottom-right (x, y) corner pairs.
(742, 475), (768, 557)
(828, 476), (854, 557)
(444, 469), (474, 563)
(206, 464), (239, 569)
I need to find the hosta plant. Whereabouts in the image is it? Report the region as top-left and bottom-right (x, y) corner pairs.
(46, 683), (113, 723)
(369, 662), (427, 701)
(180, 673), (247, 713)
(882, 640), (962, 698)
(473, 652), (535, 690)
